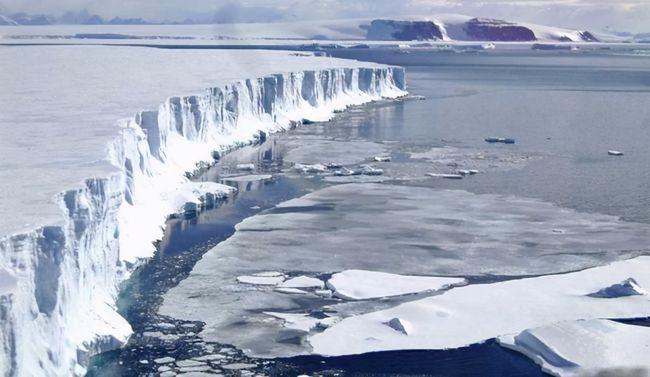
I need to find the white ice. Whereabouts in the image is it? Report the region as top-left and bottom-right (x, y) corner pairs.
(309, 256), (650, 356)
(326, 270), (465, 300)
(498, 319), (650, 377)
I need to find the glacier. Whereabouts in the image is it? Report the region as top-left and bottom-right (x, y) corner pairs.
(0, 46), (405, 376)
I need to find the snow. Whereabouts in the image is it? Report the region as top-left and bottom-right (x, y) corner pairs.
(236, 275), (285, 286)
(166, 182), (235, 214)
(0, 45), (405, 376)
(326, 270), (465, 300)
(498, 319), (650, 377)
(278, 276), (325, 289)
(309, 256), (650, 356)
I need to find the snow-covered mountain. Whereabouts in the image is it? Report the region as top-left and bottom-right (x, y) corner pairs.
(366, 15), (598, 42)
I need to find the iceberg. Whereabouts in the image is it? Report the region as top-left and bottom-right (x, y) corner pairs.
(0, 46), (406, 376)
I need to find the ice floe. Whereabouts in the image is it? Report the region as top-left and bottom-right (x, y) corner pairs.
(498, 319), (650, 377)
(326, 270), (465, 300)
(309, 256), (650, 356)
(279, 276), (325, 289)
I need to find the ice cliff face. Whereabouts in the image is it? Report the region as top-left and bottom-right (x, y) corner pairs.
(0, 66), (406, 376)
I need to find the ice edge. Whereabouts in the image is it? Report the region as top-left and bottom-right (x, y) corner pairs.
(0, 65), (406, 376)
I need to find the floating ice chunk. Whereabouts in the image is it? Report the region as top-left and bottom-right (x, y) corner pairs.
(587, 278), (646, 298)
(315, 289), (333, 298)
(359, 164), (384, 176)
(485, 137), (515, 144)
(608, 150), (624, 156)
(385, 318), (412, 335)
(169, 181), (236, 214)
(236, 275), (285, 286)
(279, 276), (325, 289)
(194, 354), (226, 361)
(326, 269), (465, 300)
(176, 359), (206, 367)
(373, 156), (392, 162)
(498, 319), (650, 377)
(426, 173), (463, 179)
(236, 163), (255, 171)
(222, 363), (257, 370)
(264, 312), (319, 332)
(294, 163), (329, 173)
(275, 287), (309, 295)
(253, 271), (284, 277)
(457, 169), (479, 176)
(154, 356), (176, 364)
(220, 174), (272, 182)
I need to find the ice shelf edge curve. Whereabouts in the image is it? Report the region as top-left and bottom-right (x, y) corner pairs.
(0, 65), (407, 377)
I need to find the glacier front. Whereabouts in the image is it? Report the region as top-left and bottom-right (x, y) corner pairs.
(0, 45), (405, 376)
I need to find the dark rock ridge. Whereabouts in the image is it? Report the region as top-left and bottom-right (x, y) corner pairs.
(464, 18), (536, 41)
(367, 20), (444, 41)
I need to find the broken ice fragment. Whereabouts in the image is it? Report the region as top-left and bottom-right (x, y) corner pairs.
(236, 163), (255, 171)
(373, 156), (392, 162)
(426, 173), (463, 179)
(359, 164), (383, 176)
(294, 163), (328, 173)
(236, 274), (285, 286)
(587, 278), (646, 298)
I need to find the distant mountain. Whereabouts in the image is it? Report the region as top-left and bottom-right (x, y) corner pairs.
(5, 12), (54, 25)
(1, 10), (152, 26)
(0, 14), (18, 25)
(366, 15), (599, 42)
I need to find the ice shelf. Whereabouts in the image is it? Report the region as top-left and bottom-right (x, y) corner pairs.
(0, 45), (405, 376)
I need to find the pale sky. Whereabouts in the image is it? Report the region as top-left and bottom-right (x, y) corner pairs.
(1, 0), (649, 32)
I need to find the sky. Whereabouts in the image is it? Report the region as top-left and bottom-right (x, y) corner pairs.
(1, 0), (648, 33)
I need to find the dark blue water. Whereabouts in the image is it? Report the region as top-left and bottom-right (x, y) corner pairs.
(90, 48), (650, 376)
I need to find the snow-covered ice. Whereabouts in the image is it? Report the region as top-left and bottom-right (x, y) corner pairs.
(498, 319), (650, 377)
(326, 270), (465, 300)
(279, 276), (325, 289)
(309, 256), (650, 356)
(0, 45), (405, 376)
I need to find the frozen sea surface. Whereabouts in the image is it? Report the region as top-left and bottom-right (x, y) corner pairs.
(0, 46), (387, 236)
(161, 182), (650, 357)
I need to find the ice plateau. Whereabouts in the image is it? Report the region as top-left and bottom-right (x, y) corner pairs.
(0, 46), (405, 376)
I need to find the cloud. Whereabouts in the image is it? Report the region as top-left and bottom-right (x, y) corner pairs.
(0, 0), (648, 32)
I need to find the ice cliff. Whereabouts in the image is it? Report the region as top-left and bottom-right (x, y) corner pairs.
(0, 60), (406, 376)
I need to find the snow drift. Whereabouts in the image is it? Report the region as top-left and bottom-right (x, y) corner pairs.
(0, 50), (405, 376)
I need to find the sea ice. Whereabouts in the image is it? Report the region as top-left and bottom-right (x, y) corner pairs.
(236, 275), (285, 286)
(498, 319), (650, 377)
(162, 183), (650, 358)
(309, 256), (650, 356)
(326, 270), (465, 300)
(279, 276), (325, 289)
